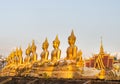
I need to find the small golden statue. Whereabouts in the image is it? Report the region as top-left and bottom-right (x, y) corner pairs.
(66, 30), (78, 60)
(76, 50), (84, 68)
(97, 69), (106, 79)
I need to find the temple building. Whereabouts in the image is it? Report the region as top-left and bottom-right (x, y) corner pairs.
(85, 38), (116, 69)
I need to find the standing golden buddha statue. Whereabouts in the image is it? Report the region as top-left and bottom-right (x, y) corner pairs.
(40, 38), (49, 64)
(66, 30), (78, 60)
(31, 40), (38, 63)
(51, 35), (61, 65)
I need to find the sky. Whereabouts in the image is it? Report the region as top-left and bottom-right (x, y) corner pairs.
(0, 0), (120, 59)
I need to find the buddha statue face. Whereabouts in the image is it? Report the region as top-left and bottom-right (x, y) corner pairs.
(53, 41), (59, 49)
(31, 46), (36, 52)
(68, 38), (75, 46)
(42, 44), (47, 50)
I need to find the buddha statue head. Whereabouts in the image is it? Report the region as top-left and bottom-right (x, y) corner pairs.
(31, 40), (37, 52)
(26, 44), (31, 55)
(53, 35), (60, 49)
(68, 30), (76, 46)
(19, 46), (23, 56)
(11, 51), (15, 62)
(42, 38), (49, 50)
(15, 47), (19, 56)
(11, 51), (14, 57)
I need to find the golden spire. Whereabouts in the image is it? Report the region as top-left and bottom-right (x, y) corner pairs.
(100, 37), (104, 54)
(53, 35), (60, 44)
(68, 30), (76, 40)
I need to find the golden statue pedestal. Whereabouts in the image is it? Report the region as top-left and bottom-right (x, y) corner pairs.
(27, 62), (83, 79)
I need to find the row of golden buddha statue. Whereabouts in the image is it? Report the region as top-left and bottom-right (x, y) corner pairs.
(1, 30), (84, 77)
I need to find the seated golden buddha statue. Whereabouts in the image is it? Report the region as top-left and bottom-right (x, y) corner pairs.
(2, 53), (11, 71)
(4, 49), (20, 76)
(14, 48), (19, 65)
(39, 38), (49, 65)
(16, 47), (24, 75)
(5, 54), (11, 66)
(18, 44), (32, 76)
(9, 51), (16, 65)
(10, 51), (15, 64)
(9, 48), (20, 70)
(1, 51), (15, 76)
(49, 35), (61, 66)
(66, 30), (78, 60)
(31, 40), (38, 63)
(6, 52), (13, 66)
(24, 44), (31, 64)
(18, 47), (23, 64)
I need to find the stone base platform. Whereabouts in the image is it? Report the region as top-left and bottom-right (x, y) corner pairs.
(0, 77), (120, 84)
